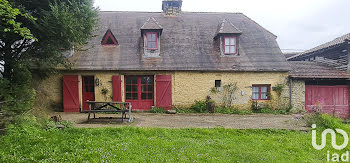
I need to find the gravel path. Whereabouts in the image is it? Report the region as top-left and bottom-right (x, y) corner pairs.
(57, 112), (308, 130)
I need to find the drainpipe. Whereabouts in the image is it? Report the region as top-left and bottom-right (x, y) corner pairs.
(289, 78), (293, 107)
(346, 39), (350, 73)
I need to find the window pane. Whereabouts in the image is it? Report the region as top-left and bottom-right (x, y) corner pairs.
(261, 93), (268, 100)
(84, 79), (89, 84)
(84, 86), (89, 93)
(147, 85), (153, 91)
(230, 38), (235, 45)
(252, 93), (259, 100)
(148, 93), (153, 99)
(147, 77), (153, 84)
(148, 42), (155, 49)
(147, 34), (152, 42)
(132, 85), (138, 92)
(230, 46), (236, 53)
(126, 85), (131, 92)
(141, 77), (146, 84)
(252, 86), (259, 93)
(151, 42), (157, 49)
(126, 93), (131, 100)
(141, 93), (147, 100)
(252, 86), (259, 100)
(261, 86), (268, 93)
(225, 46), (230, 53)
(131, 78), (137, 84)
(132, 93), (138, 100)
(141, 85), (146, 92)
(90, 86), (94, 93)
(225, 38), (230, 46)
(261, 86), (268, 99)
(215, 80), (221, 88)
(126, 78), (131, 84)
(148, 33), (156, 42)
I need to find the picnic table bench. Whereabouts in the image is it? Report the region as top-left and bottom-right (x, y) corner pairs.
(85, 101), (132, 122)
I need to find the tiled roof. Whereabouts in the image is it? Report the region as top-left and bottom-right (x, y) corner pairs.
(288, 33), (350, 60)
(283, 52), (300, 59)
(289, 61), (350, 79)
(70, 11), (289, 72)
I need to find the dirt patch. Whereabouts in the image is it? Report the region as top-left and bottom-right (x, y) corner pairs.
(56, 112), (308, 130)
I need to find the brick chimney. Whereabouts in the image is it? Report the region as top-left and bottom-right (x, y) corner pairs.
(162, 0), (182, 16)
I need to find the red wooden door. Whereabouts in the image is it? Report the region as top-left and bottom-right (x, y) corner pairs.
(156, 75), (172, 110)
(125, 76), (154, 110)
(82, 76), (95, 111)
(305, 85), (349, 118)
(63, 75), (79, 112)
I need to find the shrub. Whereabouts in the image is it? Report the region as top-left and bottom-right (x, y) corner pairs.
(259, 107), (288, 114)
(0, 64), (36, 119)
(174, 107), (197, 113)
(251, 102), (290, 115)
(215, 106), (252, 115)
(5, 114), (42, 136)
(46, 119), (74, 130)
(251, 101), (260, 113)
(304, 113), (346, 130)
(190, 100), (208, 113)
(150, 107), (166, 113)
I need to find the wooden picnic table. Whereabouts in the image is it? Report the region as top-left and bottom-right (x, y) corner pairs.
(85, 101), (132, 122)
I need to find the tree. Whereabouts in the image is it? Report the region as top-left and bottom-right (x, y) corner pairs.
(0, 0), (98, 119)
(1, 0), (98, 78)
(0, 0), (35, 40)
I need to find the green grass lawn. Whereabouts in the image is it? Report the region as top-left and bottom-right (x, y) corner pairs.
(0, 126), (348, 162)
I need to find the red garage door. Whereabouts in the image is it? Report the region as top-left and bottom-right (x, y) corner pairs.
(305, 85), (349, 118)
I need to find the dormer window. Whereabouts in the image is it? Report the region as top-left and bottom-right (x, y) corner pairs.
(214, 19), (242, 56)
(147, 32), (158, 50)
(141, 17), (163, 57)
(101, 29), (118, 46)
(224, 36), (237, 55)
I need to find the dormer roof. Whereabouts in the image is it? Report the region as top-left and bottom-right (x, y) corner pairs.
(141, 17), (163, 33)
(215, 19), (242, 38)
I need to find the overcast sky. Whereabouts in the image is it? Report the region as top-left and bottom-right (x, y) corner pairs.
(94, 0), (350, 53)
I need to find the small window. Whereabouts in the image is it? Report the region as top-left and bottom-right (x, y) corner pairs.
(83, 76), (95, 93)
(252, 85), (270, 100)
(223, 36), (237, 55)
(147, 32), (157, 50)
(101, 29), (118, 46)
(215, 80), (221, 88)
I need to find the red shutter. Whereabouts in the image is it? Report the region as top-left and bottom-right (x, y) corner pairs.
(156, 75), (172, 110)
(112, 76), (122, 102)
(63, 75), (79, 112)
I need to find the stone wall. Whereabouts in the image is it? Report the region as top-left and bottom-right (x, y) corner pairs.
(34, 71), (290, 111)
(290, 79), (305, 112)
(173, 71), (290, 109)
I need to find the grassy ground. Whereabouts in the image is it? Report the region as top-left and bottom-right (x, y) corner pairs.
(0, 126), (348, 162)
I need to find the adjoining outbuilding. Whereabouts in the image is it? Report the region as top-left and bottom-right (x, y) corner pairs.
(288, 33), (350, 118)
